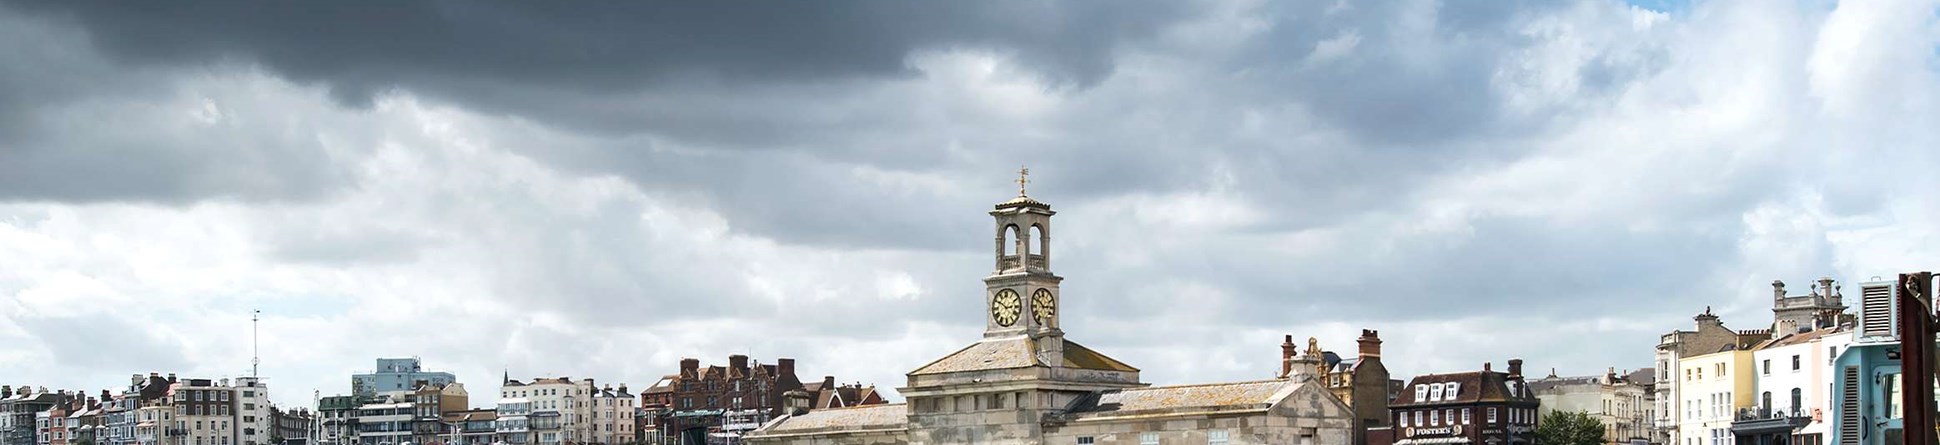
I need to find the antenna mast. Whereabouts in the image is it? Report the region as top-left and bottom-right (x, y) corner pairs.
(252, 309), (261, 378)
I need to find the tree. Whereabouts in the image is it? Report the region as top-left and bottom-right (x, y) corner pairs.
(1536, 410), (1605, 445)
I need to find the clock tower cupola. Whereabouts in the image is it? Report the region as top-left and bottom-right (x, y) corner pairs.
(984, 168), (1064, 361)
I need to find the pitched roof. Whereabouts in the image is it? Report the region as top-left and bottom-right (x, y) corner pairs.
(1392, 371), (1533, 406)
(908, 337), (1137, 375)
(1763, 327), (1843, 348)
(1063, 380), (1295, 417)
(1626, 368), (1656, 386)
(748, 403), (908, 436)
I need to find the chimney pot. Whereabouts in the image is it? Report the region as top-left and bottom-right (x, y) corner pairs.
(1280, 335), (1297, 378)
(1508, 358), (1524, 378)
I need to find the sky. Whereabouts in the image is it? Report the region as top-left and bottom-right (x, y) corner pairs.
(2, 0), (1939, 411)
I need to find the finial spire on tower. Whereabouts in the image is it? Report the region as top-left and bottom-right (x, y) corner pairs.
(1016, 166), (1030, 197)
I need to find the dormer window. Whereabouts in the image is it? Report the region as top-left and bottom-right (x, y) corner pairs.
(1447, 382), (1461, 398)
(1429, 383), (1444, 401)
(1415, 385), (1427, 402)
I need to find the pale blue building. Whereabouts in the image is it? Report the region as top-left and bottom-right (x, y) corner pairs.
(350, 358), (456, 396)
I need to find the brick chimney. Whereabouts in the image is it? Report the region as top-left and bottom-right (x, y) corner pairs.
(679, 358), (700, 375)
(1357, 329), (1382, 358)
(1507, 358), (1524, 379)
(777, 358), (796, 378)
(1280, 335), (1296, 378)
(166, 373), (177, 384)
(821, 376), (835, 390)
(729, 354), (749, 372)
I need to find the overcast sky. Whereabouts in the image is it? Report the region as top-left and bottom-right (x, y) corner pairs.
(3, 0), (1939, 410)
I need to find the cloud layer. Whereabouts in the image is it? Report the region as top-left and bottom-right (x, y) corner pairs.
(3, 0), (1940, 409)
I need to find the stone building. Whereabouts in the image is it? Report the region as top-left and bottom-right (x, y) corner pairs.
(1529, 368), (1652, 445)
(1768, 279), (1848, 337)
(1290, 331), (1400, 445)
(1384, 360), (1540, 445)
(742, 188), (1355, 445)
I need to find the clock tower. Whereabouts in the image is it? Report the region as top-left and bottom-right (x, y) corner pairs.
(984, 169), (1064, 362)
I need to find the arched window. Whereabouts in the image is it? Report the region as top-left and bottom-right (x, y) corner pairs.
(1002, 225), (1022, 256)
(1789, 388), (1802, 413)
(1030, 224), (1047, 259)
(1760, 391), (1772, 412)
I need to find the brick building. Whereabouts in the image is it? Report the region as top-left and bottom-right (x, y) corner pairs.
(645, 355), (802, 445)
(1287, 331), (1401, 445)
(1383, 360), (1541, 445)
(639, 355), (887, 445)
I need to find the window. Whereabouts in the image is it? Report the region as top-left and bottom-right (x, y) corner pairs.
(1415, 385), (1427, 402)
(1790, 388), (1802, 412)
(1446, 382), (1460, 398)
(1430, 409), (1439, 426)
(1078, 437), (1095, 445)
(1462, 408), (1471, 425)
(1140, 433), (1160, 445)
(1208, 429), (1229, 445)
(1791, 355), (1801, 371)
(1488, 407), (1498, 423)
(1429, 383), (1444, 401)
(1761, 360), (1770, 375)
(1414, 411), (1422, 426)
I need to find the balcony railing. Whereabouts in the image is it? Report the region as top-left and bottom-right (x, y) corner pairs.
(1734, 407), (1808, 422)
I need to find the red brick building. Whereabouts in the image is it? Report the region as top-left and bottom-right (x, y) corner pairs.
(1387, 359), (1541, 445)
(639, 355), (885, 445)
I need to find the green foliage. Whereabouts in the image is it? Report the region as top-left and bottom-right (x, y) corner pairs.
(1536, 410), (1605, 445)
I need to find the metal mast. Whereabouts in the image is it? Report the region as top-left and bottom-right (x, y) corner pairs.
(252, 309), (261, 378)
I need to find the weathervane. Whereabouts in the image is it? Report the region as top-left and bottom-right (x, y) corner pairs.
(1016, 166), (1030, 197)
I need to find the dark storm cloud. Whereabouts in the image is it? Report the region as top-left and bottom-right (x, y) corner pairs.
(0, 6), (352, 204)
(4, 1), (1187, 107)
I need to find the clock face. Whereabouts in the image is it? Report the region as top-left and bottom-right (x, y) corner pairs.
(1031, 288), (1056, 324)
(991, 289), (1022, 327)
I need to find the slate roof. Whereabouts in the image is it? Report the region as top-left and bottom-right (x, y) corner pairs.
(1063, 379), (1294, 417)
(643, 376), (676, 394)
(1626, 368), (1656, 386)
(1392, 370), (1533, 406)
(750, 403), (908, 436)
(908, 337), (1138, 375)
